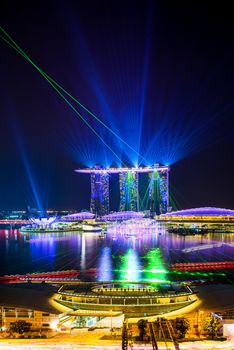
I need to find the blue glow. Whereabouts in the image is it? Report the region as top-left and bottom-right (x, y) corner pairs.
(29, 235), (56, 270)
(80, 233), (86, 270)
(61, 11), (216, 167)
(1, 13), (231, 171)
(11, 120), (44, 212)
(98, 247), (113, 281)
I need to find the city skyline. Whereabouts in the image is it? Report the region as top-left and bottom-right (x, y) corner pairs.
(0, 0), (233, 211)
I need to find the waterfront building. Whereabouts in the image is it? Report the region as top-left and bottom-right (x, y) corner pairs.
(90, 169), (110, 216)
(54, 282), (196, 319)
(75, 165), (169, 215)
(119, 171), (139, 212)
(1, 283), (234, 336)
(102, 211), (145, 221)
(149, 167), (169, 214)
(158, 207), (234, 224)
(61, 212), (95, 221)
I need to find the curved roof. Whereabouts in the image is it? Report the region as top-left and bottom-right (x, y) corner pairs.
(162, 207), (234, 216)
(61, 212), (95, 220)
(102, 211), (145, 221)
(0, 284), (60, 314)
(198, 284), (234, 312)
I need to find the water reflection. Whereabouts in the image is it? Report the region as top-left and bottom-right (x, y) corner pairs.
(0, 225), (233, 284)
(118, 248), (141, 282)
(143, 248), (168, 283)
(29, 234), (56, 271)
(80, 233), (86, 270)
(98, 247), (113, 281)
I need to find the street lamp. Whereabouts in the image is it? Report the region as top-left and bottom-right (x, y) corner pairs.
(110, 310), (113, 338)
(197, 309), (203, 336)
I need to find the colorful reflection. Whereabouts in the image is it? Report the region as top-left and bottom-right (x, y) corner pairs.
(0, 225), (233, 285)
(143, 248), (169, 283)
(97, 247), (113, 281)
(29, 234), (56, 271)
(80, 233), (86, 270)
(118, 248), (141, 282)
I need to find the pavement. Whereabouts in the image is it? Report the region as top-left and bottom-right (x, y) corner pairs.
(0, 342), (234, 349)
(0, 330), (234, 349)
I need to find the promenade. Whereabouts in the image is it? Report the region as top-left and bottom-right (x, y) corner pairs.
(0, 330), (234, 350)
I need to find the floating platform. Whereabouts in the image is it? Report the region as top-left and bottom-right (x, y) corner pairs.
(171, 261), (234, 271)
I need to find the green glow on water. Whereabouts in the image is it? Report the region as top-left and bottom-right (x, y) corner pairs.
(143, 248), (169, 283)
(144, 278), (170, 283)
(118, 248), (141, 282)
(144, 268), (167, 273)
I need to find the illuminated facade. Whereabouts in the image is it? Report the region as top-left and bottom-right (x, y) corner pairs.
(76, 165), (169, 215)
(102, 211), (145, 221)
(0, 285), (60, 332)
(0, 306), (59, 332)
(119, 171), (138, 211)
(61, 212), (95, 221)
(55, 282), (196, 318)
(148, 168), (169, 214)
(90, 169), (109, 216)
(158, 168), (169, 214)
(159, 207), (234, 222)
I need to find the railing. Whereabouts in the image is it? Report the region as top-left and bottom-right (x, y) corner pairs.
(166, 320), (180, 350)
(57, 296), (192, 307)
(148, 322), (158, 350)
(122, 321), (128, 350)
(149, 320), (180, 350)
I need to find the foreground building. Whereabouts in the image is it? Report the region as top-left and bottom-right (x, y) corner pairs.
(54, 282), (196, 319)
(1, 283), (234, 337)
(0, 285), (60, 332)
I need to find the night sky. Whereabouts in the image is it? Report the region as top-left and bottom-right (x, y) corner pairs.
(0, 0), (233, 211)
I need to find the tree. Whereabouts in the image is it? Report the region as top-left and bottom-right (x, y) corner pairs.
(10, 320), (31, 335)
(137, 319), (148, 341)
(203, 315), (221, 339)
(174, 317), (190, 338)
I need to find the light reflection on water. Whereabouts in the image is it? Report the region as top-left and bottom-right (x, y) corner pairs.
(0, 225), (233, 283)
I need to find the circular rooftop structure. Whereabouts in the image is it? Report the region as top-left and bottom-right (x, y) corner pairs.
(55, 282), (196, 318)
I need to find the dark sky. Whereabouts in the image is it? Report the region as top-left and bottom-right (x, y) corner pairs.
(0, 0), (233, 211)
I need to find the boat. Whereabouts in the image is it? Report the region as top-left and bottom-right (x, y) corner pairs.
(82, 224), (102, 232)
(182, 243), (224, 253)
(20, 223), (82, 233)
(168, 225), (209, 236)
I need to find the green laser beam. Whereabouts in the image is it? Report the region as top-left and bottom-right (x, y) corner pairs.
(0, 26), (147, 164)
(0, 31), (124, 164)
